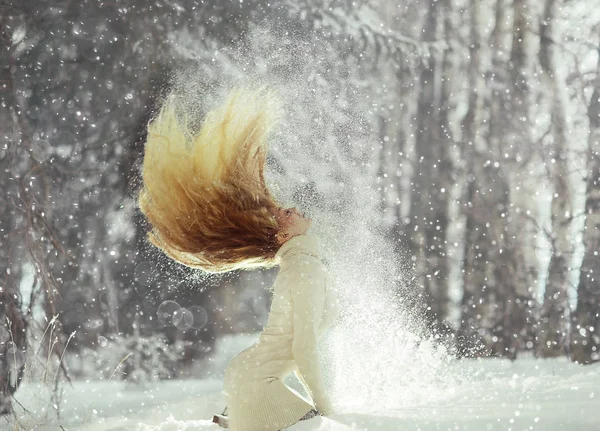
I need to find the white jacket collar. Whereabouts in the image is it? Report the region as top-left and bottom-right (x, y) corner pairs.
(275, 234), (322, 264)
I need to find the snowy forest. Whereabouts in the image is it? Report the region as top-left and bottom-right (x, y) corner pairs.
(1, 0), (599, 429)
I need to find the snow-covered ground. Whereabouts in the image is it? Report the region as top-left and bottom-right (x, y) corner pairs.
(5, 352), (599, 431)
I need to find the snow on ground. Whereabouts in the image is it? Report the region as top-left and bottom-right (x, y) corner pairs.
(4, 353), (599, 431)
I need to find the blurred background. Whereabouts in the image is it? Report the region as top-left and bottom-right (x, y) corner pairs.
(0, 0), (599, 418)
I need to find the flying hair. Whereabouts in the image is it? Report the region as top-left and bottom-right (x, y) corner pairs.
(138, 88), (283, 273)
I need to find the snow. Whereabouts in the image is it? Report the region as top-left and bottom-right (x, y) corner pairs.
(6, 343), (599, 430)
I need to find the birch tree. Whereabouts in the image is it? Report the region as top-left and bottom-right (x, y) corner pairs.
(538, 0), (574, 357)
(410, 0), (451, 325)
(481, 0), (519, 358)
(572, 38), (600, 364)
(458, 0), (494, 357)
(502, 0), (539, 356)
(0, 15), (31, 415)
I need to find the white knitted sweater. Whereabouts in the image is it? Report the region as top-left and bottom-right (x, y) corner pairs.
(222, 234), (339, 431)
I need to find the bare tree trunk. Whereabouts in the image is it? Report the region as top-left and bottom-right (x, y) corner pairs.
(486, 0), (519, 358)
(537, 0), (573, 357)
(457, 0), (493, 358)
(571, 37), (600, 364)
(410, 0), (451, 325)
(0, 19), (28, 415)
(502, 0), (539, 357)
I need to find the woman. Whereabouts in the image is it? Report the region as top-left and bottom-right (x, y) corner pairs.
(138, 88), (338, 430)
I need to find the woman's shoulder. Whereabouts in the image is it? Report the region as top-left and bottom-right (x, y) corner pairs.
(282, 252), (326, 275)
(275, 253), (327, 293)
(275, 234), (323, 264)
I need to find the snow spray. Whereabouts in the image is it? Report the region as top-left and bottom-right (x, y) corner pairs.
(169, 22), (456, 414)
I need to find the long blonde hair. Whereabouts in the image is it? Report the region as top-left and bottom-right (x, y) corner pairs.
(138, 88), (283, 273)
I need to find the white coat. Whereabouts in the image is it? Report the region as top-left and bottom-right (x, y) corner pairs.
(222, 234), (339, 431)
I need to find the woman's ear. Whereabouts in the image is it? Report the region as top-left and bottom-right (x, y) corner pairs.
(276, 231), (290, 244)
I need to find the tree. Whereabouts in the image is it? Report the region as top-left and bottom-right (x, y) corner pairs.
(0, 14), (30, 414)
(409, 0), (452, 326)
(572, 32), (600, 364)
(537, 0), (574, 357)
(458, 0), (494, 358)
(501, 0), (539, 357)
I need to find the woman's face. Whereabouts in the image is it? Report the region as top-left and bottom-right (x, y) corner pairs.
(273, 207), (312, 244)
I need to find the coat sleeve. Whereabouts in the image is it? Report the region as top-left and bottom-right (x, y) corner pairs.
(288, 256), (334, 416)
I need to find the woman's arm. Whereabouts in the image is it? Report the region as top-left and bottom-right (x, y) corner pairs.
(288, 256), (334, 415)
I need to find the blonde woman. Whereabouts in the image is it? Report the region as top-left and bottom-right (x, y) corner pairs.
(139, 89), (339, 430)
